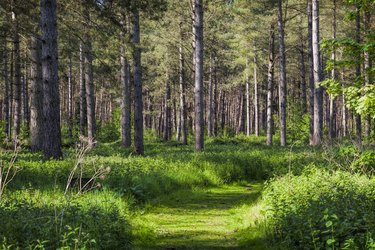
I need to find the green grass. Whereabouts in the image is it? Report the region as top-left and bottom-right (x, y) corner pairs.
(133, 182), (265, 250)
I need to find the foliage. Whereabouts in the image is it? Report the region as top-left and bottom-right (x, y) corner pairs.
(263, 168), (375, 249)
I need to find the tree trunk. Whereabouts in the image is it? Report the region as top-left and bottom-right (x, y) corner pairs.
(68, 56), (73, 139)
(132, 8), (144, 155)
(355, 6), (362, 146)
(220, 90), (225, 134)
(329, 0), (337, 141)
(41, 0), (62, 159)
(163, 78), (171, 141)
(246, 58), (250, 136)
(79, 43), (86, 137)
(3, 31), (10, 139)
(193, 0), (204, 151)
(312, 0), (323, 146)
(120, 21), (131, 147)
(278, 0), (287, 146)
(12, 11), (21, 141)
(308, 0), (315, 145)
(364, 10), (371, 141)
(207, 54), (214, 137)
(178, 30), (187, 144)
(267, 24), (275, 146)
(30, 36), (44, 152)
(299, 45), (307, 113)
(84, 8), (96, 147)
(254, 55), (259, 137)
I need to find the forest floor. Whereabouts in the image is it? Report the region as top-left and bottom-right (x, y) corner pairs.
(133, 182), (267, 250)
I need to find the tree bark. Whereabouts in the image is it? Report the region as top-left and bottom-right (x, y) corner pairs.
(132, 8), (144, 155)
(329, 0), (337, 141)
(79, 43), (86, 137)
(193, 0), (204, 151)
(267, 24), (275, 146)
(299, 45), (307, 113)
(30, 36), (44, 152)
(120, 18), (131, 147)
(3, 31), (10, 139)
(84, 8), (96, 147)
(363, 10), (371, 141)
(254, 55), (259, 137)
(312, 0), (323, 146)
(246, 58), (250, 136)
(41, 0), (62, 159)
(163, 78), (171, 141)
(308, 0), (315, 145)
(12, 11), (21, 141)
(178, 29), (187, 144)
(208, 54), (214, 137)
(355, 6), (362, 146)
(278, 0), (287, 146)
(68, 56), (73, 139)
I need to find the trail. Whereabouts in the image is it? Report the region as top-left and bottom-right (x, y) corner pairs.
(133, 183), (264, 250)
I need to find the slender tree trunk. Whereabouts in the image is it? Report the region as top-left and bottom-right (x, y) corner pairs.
(194, 0), (204, 151)
(267, 24), (275, 146)
(178, 30), (187, 144)
(12, 11), (21, 141)
(30, 36), (43, 152)
(132, 8), (144, 155)
(220, 90), (225, 134)
(213, 65), (217, 136)
(312, 0), (323, 146)
(68, 57), (73, 139)
(355, 6), (362, 146)
(299, 45), (307, 113)
(207, 54), (214, 137)
(120, 21), (131, 147)
(278, 0), (287, 146)
(364, 10), (371, 141)
(246, 58), (250, 136)
(254, 55), (259, 137)
(84, 9), (96, 147)
(163, 78), (171, 141)
(23, 58), (30, 131)
(3, 31), (10, 139)
(329, 0), (337, 141)
(308, 0), (315, 144)
(41, 0), (62, 159)
(79, 43), (86, 137)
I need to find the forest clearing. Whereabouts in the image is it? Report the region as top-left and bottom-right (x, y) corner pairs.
(0, 0), (374, 249)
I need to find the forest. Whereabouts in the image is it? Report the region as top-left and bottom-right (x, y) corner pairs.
(0, 0), (374, 249)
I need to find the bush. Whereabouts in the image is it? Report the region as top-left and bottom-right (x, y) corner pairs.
(0, 189), (132, 249)
(263, 167), (375, 249)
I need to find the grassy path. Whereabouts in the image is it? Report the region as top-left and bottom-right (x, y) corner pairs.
(133, 182), (265, 250)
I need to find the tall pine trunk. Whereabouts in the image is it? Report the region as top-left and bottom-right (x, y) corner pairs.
(163, 78), (171, 141)
(355, 6), (362, 146)
(120, 17), (131, 147)
(3, 31), (10, 139)
(30, 36), (43, 151)
(266, 24), (275, 146)
(308, 0), (315, 145)
(178, 30), (187, 144)
(84, 8), (96, 147)
(207, 54), (214, 137)
(132, 8), (144, 155)
(79, 43), (86, 136)
(194, 0), (204, 151)
(329, 0), (337, 141)
(254, 55), (259, 137)
(312, 0), (323, 146)
(41, 0), (62, 159)
(12, 11), (21, 141)
(278, 0), (287, 146)
(67, 57), (73, 139)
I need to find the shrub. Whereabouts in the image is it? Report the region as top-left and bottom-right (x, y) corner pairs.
(263, 168), (375, 249)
